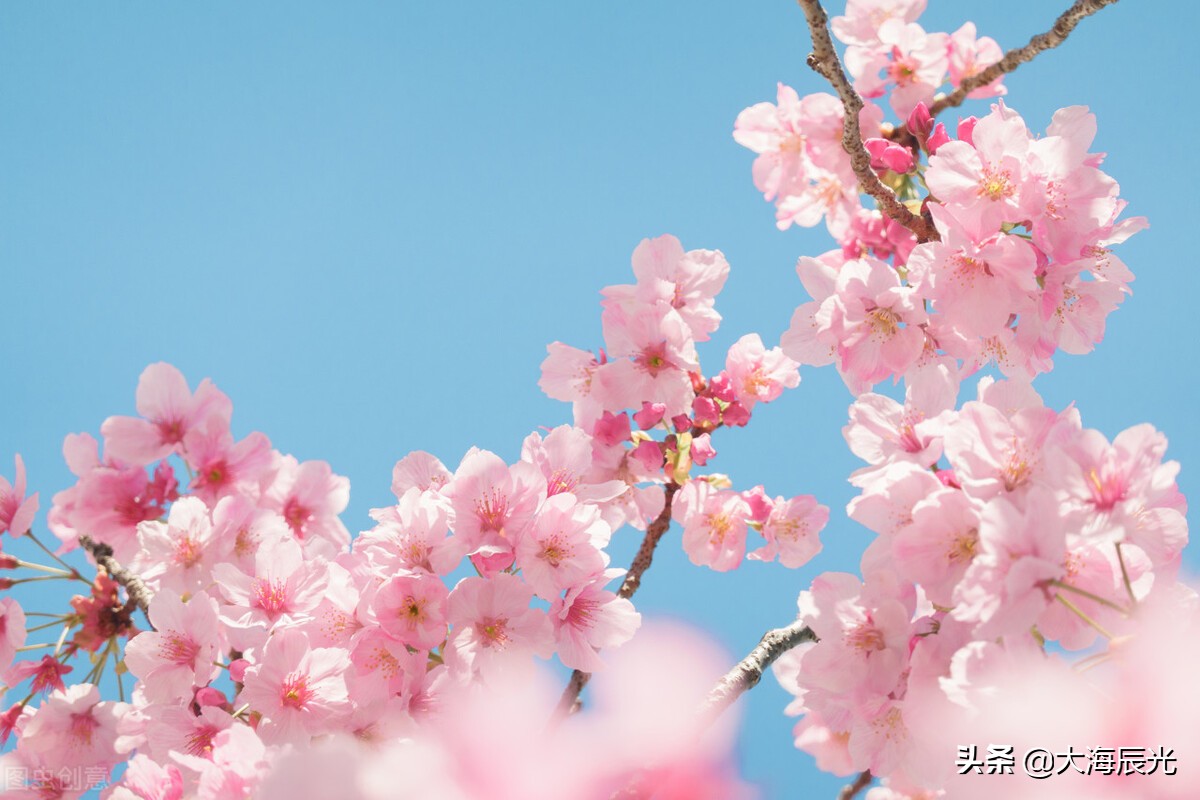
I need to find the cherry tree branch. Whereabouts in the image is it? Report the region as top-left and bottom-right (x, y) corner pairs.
(795, 0), (939, 243)
(929, 0), (1120, 117)
(616, 482), (681, 601)
(79, 534), (154, 620)
(555, 481), (680, 717)
(838, 770), (873, 800)
(608, 620), (818, 800)
(883, 0), (1120, 146)
(700, 618), (817, 719)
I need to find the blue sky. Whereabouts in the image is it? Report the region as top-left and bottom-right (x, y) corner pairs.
(2, 2), (1196, 796)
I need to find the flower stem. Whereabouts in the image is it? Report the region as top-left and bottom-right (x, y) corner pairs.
(1049, 580), (1130, 615)
(1055, 593), (1115, 640)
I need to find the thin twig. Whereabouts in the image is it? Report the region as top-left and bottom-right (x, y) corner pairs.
(1115, 543), (1138, 608)
(1049, 579), (1130, 616)
(1055, 593), (1114, 640)
(838, 770), (873, 800)
(796, 0), (938, 242)
(554, 482), (680, 717)
(700, 619), (817, 719)
(612, 619), (820, 800)
(885, 0), (1120, 145)
(79, 535), (155, 622)
(930, 0), (1120, 117)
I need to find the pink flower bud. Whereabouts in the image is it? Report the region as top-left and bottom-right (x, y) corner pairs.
(671, 413), (693, 432)
(229, 658), (250, 683)
(722, 402), (751, 427)
(631, 440), (664, 472)
(957, 116), (978, 146)
(707, 372), (736, 403)
(692, 396), (721, 427)
(593, 411), (631, 447)
(864, 138), (914, 174)
(906, 102), (933, 139)
(195, 687), (228, 707)
(926, 122), (950, 154)
(691, 434), (717, 466)
(741, 485), (773, 523)
(633, 401), (667, 430)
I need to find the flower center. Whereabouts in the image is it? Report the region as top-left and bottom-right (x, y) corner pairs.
(546, 468), (579, 497)
(252, 577), (291, 618)
(474, 489), (510, 533)
(159, 631), (200, 666)
(868, 307), (900, 338)
(477, 617), (510, 648)
(845, 620), (886, 652)
(280, 672), (313, 709)
(976, 167), (1015, 201)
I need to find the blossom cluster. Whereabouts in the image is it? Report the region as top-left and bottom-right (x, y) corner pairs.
(737, 3), (1139, 395)
(539, 233), (825, 572)
(729, 1), (1194, 797)
(0, 235), (824, 798)
(775, 374), (1189, 793)
(0, 1), (1189, 798)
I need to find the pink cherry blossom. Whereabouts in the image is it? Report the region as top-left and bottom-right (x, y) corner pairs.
(831, 0), (927, 47)
(863, 138), (915, 174)
(446, 449), (546, 574)
(594, 300), (698, 418)
(843, 363), (956, 469)
(549, 570), (641, 672)
(829, 257), (929, 394)
(183, 420), (272, 506)
(942, 395), (1071, 505)
(947, 22), (1005, 99)
(18, 683), (125, 770)
(627, 234), (730, 342)
(123, 590), (223, 704)
(951, 489), (1066, 639)
(359, 487), (462, 576)
(49, 437), (178, 562)
(724, 333), (801, 411)
(925, 103), (1034, 235)
(632, 401), (667, 430)
(240, 628), (351, 744)
(100, 362), (231, 467)
(133, 496), (218, 595)
(733, 85), (847, 205)
(0, 598), (26, 674)
(673, 481), (751, 572)
(212, 534), (328, 650)
(1044, 422), (1184, 547)
(444, 574), (555, 679)
(371, 574), (449, 651)
(5, 654), (73, 696)
(846, 20), (949, 118)
(520, 425), (625, 503)
(847, 460), (944, 538)
(905, 204), (1040, 339)
(891, 488), (983, 606)
(0, 455), (38, 537)
(106, 754), (185, 800)
(391, 450), (452, 497)
(207, 494), (291, 574)
(748, 494), (828, 568)
(171, 724), (270, 798)
(261, 456), (350, 557)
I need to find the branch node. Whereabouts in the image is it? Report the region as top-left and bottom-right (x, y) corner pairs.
(79, 535), (154, 621)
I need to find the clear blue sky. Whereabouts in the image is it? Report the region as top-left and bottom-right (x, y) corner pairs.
(2, 2), (1196, 796)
